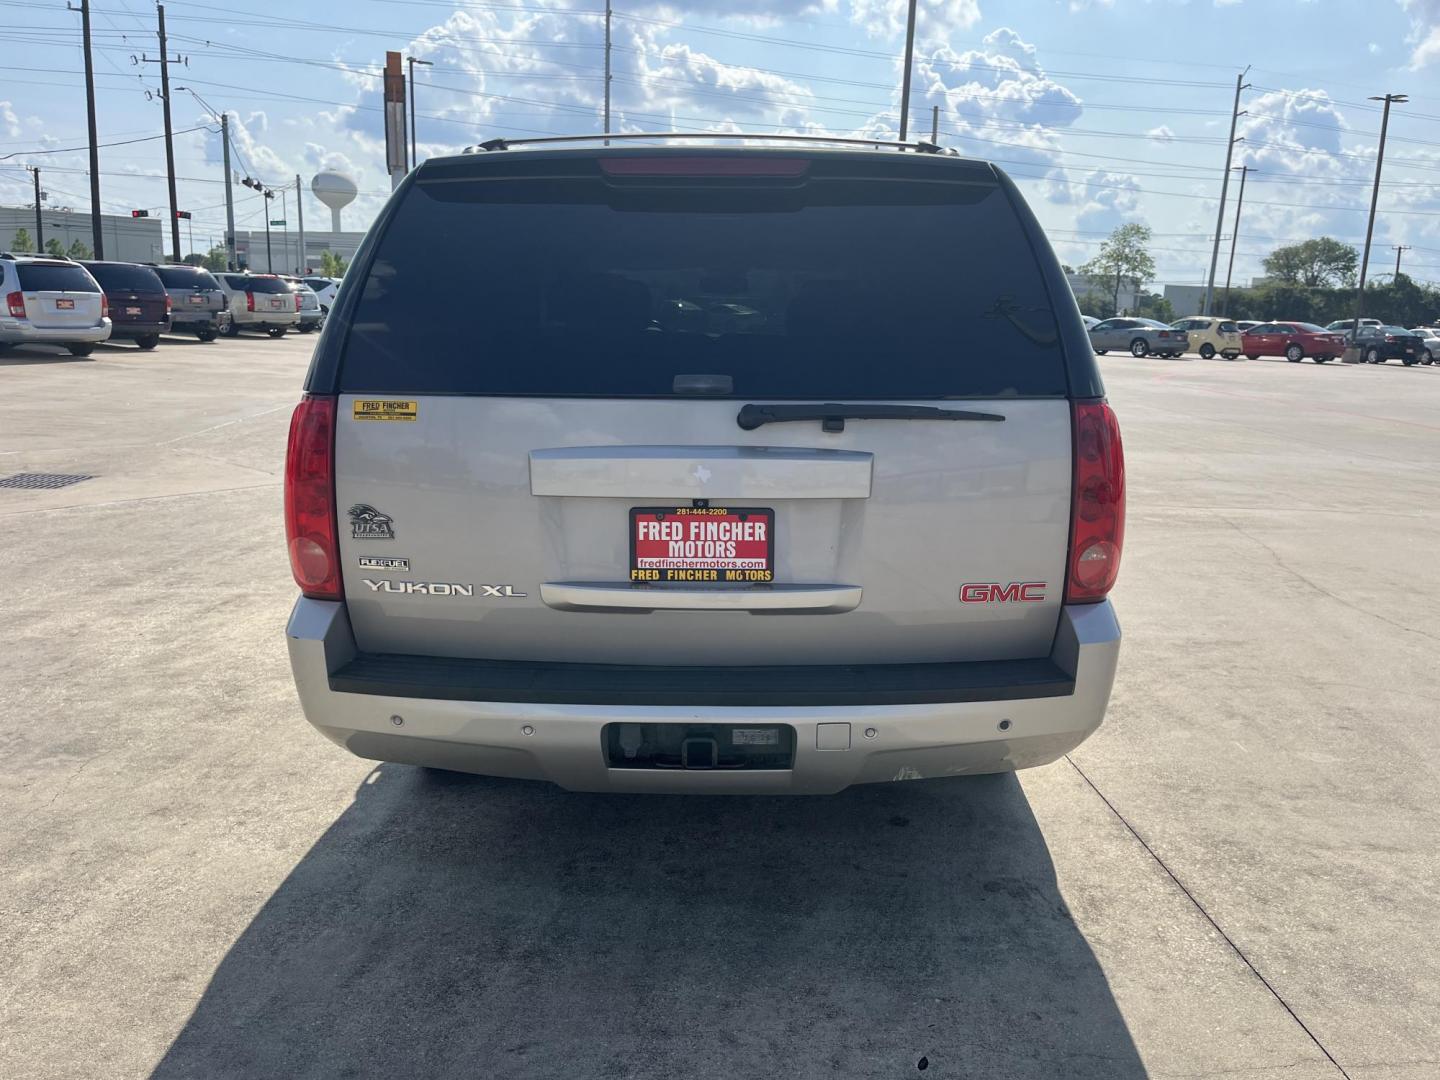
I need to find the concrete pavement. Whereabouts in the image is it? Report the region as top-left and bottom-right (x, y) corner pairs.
(0, 337), (1436, 1078)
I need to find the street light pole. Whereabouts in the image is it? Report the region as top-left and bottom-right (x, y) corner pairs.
(407, 56), (432, 169)
(31, 167), (43, 250)
(263, 189), (274, 273)
(897, 0), (918, 141)
(1203, 67), (1249, 316)
(75, 0), (105, 258)
(603, 0), (612, 143)
(1350, 92), (1407, 352)
(1392, 244), (1411, 279)
(1221, 165), (1250, 316)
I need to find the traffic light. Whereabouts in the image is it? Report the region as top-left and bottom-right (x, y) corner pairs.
(175, 210), (191, 220)
(131, 209), (149, 218)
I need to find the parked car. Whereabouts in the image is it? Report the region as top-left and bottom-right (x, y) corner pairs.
(216, 272), (300, 337)
(1081, 314), (1099, 331)
(1409, 327), (1438, 364)
(1171, 315), (1241, 359)
(1241, 322), (1347, 363)
(150, 263), (228, 341)
(302, 276), (339, 312)
(283, 139), (1126, 793)
(0, 252), (111, 356)
(281, 277), (325, 333)
(1325, 318), (1382, 336)
(78, 261), (170, 349)
(1355, 325), (1426, 365)
(1089, 316), (1187, 357)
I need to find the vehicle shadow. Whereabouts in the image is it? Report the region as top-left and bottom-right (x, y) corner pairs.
(151, 768), (1145, 1080)
(0, 345), (97, 366)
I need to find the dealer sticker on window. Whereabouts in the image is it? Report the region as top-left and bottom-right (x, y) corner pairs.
(630, 506), (774, 583)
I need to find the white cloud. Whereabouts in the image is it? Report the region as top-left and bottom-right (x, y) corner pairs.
(1073, 169), (1143, 234)
(849, 0), (983, 41)
(1148, 124), (1177, 143)
(0, 101), (20, 138)
(1368, 41), (1382, 54)
(1399, 0), (1440, 67)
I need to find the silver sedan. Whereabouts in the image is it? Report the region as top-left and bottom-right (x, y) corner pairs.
(1089, 317), (1189, 358)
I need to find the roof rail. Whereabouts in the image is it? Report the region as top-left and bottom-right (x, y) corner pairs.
(0, 251), (73, 261)
(464, 132), (951, 155)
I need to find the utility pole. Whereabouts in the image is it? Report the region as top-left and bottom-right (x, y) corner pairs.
(73, 0), (105, 258)
(264, 188), (274, 273)
(897, 0), (918, 141)
(146, 4), (185, 263)
(30, 167), (43, 250)
(1350, 93), (1407, 351)
(1221, 165), (1250, 315)
(407, 56), (431, 169)
(1203, 66), (1249, 316)
(1392, 244), (1411, 279)
(222, 113), (236, 270)
(295, 173), (305, 274)
(603, 0), (612, 143)
(931, 104), (939, 143)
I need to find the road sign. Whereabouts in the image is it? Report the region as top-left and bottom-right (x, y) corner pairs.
(269, 219), (286, 226)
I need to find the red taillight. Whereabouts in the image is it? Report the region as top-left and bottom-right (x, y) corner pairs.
(165, 294), (173, 313)
(1066, 401), (1126, 604)
(1158, 330), (1171, 338)
(284, 395), (343, 601)
(1385, 334), (1397, 343)
(599, 156), (811, 178)
(101, 293), (109, 318)
(294, 293), (302, 312)
(246, 291), (255, 312)
(5, 291), (25, 318)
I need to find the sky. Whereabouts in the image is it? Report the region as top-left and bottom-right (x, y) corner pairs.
(2, 0), (1440, 288)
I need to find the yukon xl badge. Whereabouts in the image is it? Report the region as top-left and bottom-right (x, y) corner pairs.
(363, 579), (527, 598)
(349, 504), (395, 540)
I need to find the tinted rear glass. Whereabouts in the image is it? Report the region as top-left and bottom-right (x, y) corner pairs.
(1296, 323), (1328, 333)
(83, 263), (162, 291)
(1218, 322), (1237, 333)
(337, 168), (1069, 398)
(154, 266), (219, 289)
(16, 263), (99, 292)
(226, 275), (289, 294)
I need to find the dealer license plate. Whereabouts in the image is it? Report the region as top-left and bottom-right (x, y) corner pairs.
(630, 506), (774, 584)
(56, 298), (74, 310)
(189, 295), (206, 305)
(125, 306), (141, 315)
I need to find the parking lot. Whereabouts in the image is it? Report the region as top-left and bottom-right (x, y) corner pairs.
(2, 335), (1437, 1079)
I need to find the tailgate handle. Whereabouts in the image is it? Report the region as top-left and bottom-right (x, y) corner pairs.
(540, 582), (862, 614)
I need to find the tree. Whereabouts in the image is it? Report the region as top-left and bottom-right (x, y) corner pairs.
(1261, 237), (1357, 288)
(44, 238), (65, 256)
(1135, 292), (1174, 323)
(66, 239), (92, 259)
(318, 250), (348, 277)
(12, 228), (33, 252)
(1078, 224), (1155, 316)
(201, 245), (228, 272)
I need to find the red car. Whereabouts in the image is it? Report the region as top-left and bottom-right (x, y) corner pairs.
(1240, 321), (1347, 364)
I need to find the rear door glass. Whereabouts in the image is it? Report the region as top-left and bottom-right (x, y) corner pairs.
(16, 264), (99, 292)
(85, 264), (162, 292)
(154, 266), (219, 289)
(338, 166), (1069, 399)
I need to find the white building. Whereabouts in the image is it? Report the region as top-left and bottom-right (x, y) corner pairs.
(1066, 272), (1141, 315)
(233, 228), (367, 275)
(0, 206), (164, 263)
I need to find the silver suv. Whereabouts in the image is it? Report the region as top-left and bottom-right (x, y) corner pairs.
(284, 137), (1126, 794)
(150, 263), (228, 341)
(216, 272), (299, 337)
(0, 253), (111, 356)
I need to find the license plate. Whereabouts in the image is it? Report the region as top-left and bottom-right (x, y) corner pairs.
(125, 306), (141, 315)
(56, 298), (74, 310)
(189, 295), (206, 305)
(630, 506), (774, 584)
(271, 299), (284, 309)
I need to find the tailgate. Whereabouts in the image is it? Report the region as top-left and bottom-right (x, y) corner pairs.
(335, 397), (1071, 665)
(324, 149), (1089, 668)
(24, 290), (103, 329)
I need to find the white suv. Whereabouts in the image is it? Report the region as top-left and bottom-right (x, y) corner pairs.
(217, 272), (300, 337)
(0, 253), (111, 356)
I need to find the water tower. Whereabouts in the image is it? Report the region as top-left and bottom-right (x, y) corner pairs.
(311, 171), (358, 232)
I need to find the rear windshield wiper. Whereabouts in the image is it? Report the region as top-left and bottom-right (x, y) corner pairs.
(736, 403), (1006, 432)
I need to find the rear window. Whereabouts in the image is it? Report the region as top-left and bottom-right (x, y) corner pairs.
(154, 266), (219, 289)
(16, 263), (99, 292)
(1218, 321), (1237, 333)
(226, 275), (290, 294)
(83, 263), (162, 292)
(1296, 323), (1328, 333)
(303, 278), (332, 290)
(337, 164), (1069, 398)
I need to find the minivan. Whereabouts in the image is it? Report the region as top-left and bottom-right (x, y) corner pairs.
(284, 137), (1126, 794)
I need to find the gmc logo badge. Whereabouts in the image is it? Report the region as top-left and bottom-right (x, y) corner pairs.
(960, 582), (1047, 603)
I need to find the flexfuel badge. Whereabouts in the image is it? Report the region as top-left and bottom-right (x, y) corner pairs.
(353, 399), (418, 422)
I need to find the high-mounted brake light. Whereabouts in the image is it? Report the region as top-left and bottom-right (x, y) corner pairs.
(284, 395), (343, 601)
(246, 291), (255, 312)
(599, 156), (811, 178)
(5, 291), (25, 318)
(1065, 401), (1125, 604)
